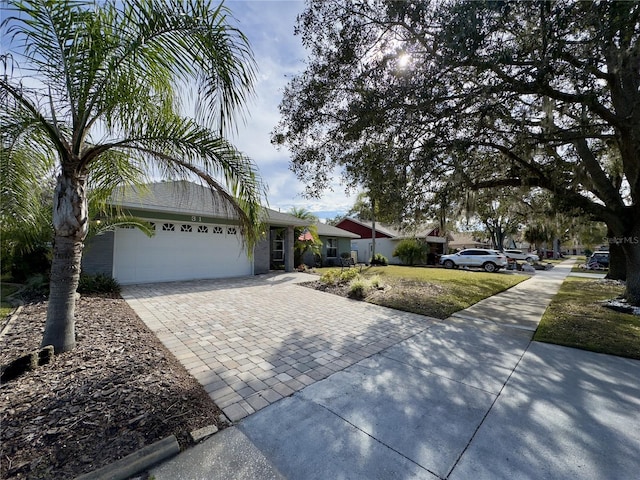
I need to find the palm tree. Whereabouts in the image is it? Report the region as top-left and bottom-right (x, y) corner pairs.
(289, 207), (321, 266)
(1, 0), (265, 353)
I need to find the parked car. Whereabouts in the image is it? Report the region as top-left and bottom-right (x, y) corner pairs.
(504, 249), (539, 264)
(439, 249), (508, 273)
(588, 251), (609, 268)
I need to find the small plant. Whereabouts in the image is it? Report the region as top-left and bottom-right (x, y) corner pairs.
(348, 277), (372, 299)
(370, 253), (388, 266)
(78, 273), (121, 295)
(369, 274), (383, 289)
(21, 274), (49, 298)
(339, 268), (360, 282)
(319, 269), (340, 285)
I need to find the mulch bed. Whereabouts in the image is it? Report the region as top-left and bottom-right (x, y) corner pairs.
(0, 295), (226, 480)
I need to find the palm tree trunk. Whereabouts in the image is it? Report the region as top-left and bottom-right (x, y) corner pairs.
(41, 172), (89, 352)
(43, 236), (83, 351)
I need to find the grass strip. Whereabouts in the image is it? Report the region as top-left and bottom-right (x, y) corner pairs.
(316, 265), (527, 319)
(534, 277), (640, 360)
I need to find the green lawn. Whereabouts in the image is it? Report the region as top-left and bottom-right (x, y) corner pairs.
(315, 265), (527, 319)
(534, 277), (640, 360)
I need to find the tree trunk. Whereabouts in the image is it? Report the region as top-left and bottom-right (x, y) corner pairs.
(41, 172), (89, 353)
(606, 238), (627, 281)
(622, 223), (640, 306)
(496, 229), (506, 251)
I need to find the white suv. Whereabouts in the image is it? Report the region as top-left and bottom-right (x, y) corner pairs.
(504, 249), (539, 264)
(439, 249), (508, 273)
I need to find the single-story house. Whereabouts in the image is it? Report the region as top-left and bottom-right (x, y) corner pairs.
(447, 232), (491, 251)
(334, 217), (450, 264)
(82, 181), (308, 284)
(300, 222), (360, 267)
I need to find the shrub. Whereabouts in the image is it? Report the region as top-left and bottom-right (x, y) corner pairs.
(21, 274), (49, 298)
(78, 273), (121, 295)
(369, 274), (383, 289)
(10, 245), (51, 283)
(370, 253), (388, 266)
(339, 268), (360, 282)
(319, 269), (340, 285)
(348, 277), (372, 299)
(392, 238), (429, 266)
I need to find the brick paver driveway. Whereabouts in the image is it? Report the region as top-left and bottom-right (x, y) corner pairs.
(122, 272), (436, 421)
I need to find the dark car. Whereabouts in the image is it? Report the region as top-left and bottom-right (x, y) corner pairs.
(588, 251), (609, 267)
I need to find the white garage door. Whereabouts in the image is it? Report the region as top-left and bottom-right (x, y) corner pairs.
(113, 221), (252, 284)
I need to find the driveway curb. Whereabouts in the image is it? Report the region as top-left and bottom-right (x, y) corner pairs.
(73, 435), (180, 480)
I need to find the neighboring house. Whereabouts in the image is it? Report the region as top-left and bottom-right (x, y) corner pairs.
(300, 222), (360, 267)
(82, 181), (307, 284)
(334, 217), (449, 265)
(447, 232), (491, 251)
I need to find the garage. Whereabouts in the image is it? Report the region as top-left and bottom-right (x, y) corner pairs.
(81, 180), (307, 284)
(112, 221), (251, 284)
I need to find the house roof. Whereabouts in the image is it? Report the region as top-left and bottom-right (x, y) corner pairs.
(109, 181), (308, 227)
(315, 222), (360, 239)
(338, 217), (448, 242)
(337, 217), (398, 237)
(263, 209), (309, 227)
(448, 232), (489, 248)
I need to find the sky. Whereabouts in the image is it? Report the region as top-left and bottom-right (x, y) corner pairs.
(225, 0), (356, 221)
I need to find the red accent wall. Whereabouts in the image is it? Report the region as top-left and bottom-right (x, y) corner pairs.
(335, 219), (392, 239)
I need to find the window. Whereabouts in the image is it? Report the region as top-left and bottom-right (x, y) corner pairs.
(197, 225), (208, 233)
(162, 223), (175, 231)
(227, 227), (237, 235)
(181, 224), (192, 232)
(326, 238), (338, 258)
(212, 226), (223, 234)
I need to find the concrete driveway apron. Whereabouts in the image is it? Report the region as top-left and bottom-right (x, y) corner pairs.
(122, 272), (435, 422)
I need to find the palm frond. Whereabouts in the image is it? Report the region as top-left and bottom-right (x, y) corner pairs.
(88, 215), (155, 239)
(81, 114), (266, 249)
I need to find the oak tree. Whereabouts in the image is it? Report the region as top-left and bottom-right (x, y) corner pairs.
(275, 0), (640, 304)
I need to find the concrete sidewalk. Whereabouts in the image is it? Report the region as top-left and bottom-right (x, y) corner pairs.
(149, 261), (640, 479)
